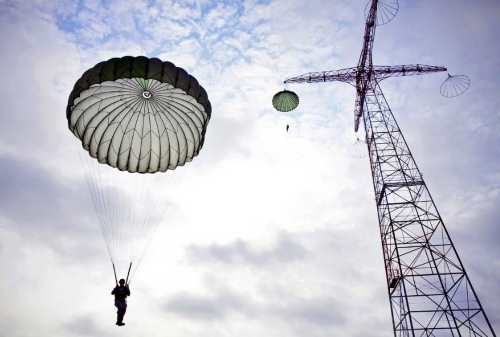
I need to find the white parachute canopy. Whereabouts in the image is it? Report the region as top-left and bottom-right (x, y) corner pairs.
(66, 56), (212, 283)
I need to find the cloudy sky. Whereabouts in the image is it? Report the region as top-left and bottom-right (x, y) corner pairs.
(0, 0), (499, 336)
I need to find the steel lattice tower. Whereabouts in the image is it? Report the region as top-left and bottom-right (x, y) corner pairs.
(282, 1), (497, 336)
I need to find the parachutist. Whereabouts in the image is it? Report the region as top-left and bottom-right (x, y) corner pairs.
(68, 57), (212, 304)
(286, 124), (289, 132)
(112, 279), (130, 326)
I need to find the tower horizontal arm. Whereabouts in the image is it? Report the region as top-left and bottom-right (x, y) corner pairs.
(373, 64), (447, 80)
(284, 64), (446, 86)
(284, 67), (358, 85)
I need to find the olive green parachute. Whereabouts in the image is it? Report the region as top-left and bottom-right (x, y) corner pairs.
(272, 90), (299, 112)
(67, 56), (212, 173)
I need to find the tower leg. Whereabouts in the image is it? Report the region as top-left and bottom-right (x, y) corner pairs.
(362, 80), (497, 337)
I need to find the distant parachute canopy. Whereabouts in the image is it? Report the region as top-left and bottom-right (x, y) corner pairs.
(67, 56), (212, 173)
(272, 90), (299, 112)
(440, 74), (471, 98)
(365, 0), (399, 26)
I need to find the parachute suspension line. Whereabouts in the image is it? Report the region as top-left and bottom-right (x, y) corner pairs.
(79, 142), (164, 285)
(125, 262), (132, 285)
(98, 165), (121, 264)
(79, 152), (115, 263)
(128, 216), (160, 282)
(79, 151), (125, 266)
(85, 174), (113, 263)
(127, 175), (153, 283)
(89, 159), (117, 263)
(99, 168), (121, 266)
(88, 161), (107, 247)
(128, 192), (168, 283)
(112, 262), (118, 286)
(129, 216), (153, 281)
(123, 172), (158, 283)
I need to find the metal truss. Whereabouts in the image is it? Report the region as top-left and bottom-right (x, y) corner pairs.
(284, 64), (447, 132)
(284, 65), (447, 86)
(362, 79), (496, 337)
(282, 0), (497, 336)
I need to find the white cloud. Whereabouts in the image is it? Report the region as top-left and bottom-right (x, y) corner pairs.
(0, 0), (499, 336)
